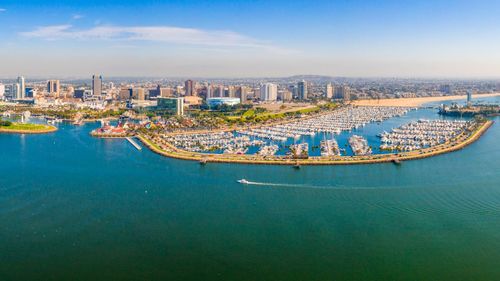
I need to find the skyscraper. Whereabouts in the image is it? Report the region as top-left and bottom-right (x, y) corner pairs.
(326, 83), (333, 99)
(260, 83), (278, 101)
(298, 80), (307, 100)
(334, 85), (351, 101)
(0, 83), (5, 100)
(47, 80), (60, 95)
(236, 86), (250, 103)
(17, 76), (25, 99)
(14, 83), (21, 99)
(185, 79), (194, 96)
(92, 74), (103, 96)
(206, 83), (212, 99)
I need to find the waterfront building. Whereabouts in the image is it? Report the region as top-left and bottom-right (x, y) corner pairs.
(47, 80), (60, 95)
(298, 80), (307, 100)
(207, 97), (241, 107)
(334, 85), (351, 101)
(326, 83), (333, 99)
(157, 97), (184, 115)
(260, 83), (278, 101)
(0, 83), (4, 100)
(92, 74), (103, 96)
(17, 76), (25, 99)
(185, 80), (194, 96)
(467, 90), (473, 106)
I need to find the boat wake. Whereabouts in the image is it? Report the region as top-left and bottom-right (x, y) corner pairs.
(237, 179), (414, 190)
(239, 180), (359, 190)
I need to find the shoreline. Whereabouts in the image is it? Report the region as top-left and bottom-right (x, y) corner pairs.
(0, 125), (58, 134)
(352, 93), (500, 107)
(136, 120), (493, 166)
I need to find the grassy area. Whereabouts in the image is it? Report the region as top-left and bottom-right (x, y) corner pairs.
(225, 105), (324, 123)
(0, 122), (55, 132)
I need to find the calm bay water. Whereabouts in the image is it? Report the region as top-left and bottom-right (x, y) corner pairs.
(1, 100), (500, 280)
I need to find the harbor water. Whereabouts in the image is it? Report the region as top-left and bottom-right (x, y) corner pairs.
(1, 98), (500, 280)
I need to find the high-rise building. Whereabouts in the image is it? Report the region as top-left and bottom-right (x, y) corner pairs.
(0, 83), (5, 100)
(92, 74), (103, 96)
(160, 87), (174, 97)
(466, 90), (473, 106)
(119, 88), (133, 100)
(132, 88), (146, 100)
(334, 85), (351, 101)
(279, 90), (293, 102)
(206, 84), (212, 99)
(13, 83), (21, 99)
(440, 84), (452, 95)
(214, 85), (225, 98)
(157, 97), (184, 116)
(226, 86), (236, 98)
(17, 76), (25, 99)
(47, 80), (60, 95)
(298, 80), (307, 100)
(260, 83), (278, 101)
(236, 86), (250, 103)
(185, 80), (194, 96)
(326, 83), (333, 99)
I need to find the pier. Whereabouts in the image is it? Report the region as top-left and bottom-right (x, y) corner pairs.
(126, 137), (142, 150)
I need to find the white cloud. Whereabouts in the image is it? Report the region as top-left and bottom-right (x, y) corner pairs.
(20, 24), (293, 53)
(72, 14), (84, 20)
(0, 8), (6, 12)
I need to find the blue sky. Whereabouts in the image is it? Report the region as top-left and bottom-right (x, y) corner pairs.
(1, 0), (500, 77)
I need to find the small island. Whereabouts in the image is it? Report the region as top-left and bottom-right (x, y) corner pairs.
(0, 119), (57, 134)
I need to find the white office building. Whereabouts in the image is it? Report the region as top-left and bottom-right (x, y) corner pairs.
(17, 76), (25, 99)
(260, 83), (278, 101)
(0, 83), (5, 100)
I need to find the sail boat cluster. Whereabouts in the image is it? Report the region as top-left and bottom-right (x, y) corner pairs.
(162, 106), (413, 156)
(379, 119), (472, 151)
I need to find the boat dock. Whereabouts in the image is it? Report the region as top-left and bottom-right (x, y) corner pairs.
(126, 137), (142, 150)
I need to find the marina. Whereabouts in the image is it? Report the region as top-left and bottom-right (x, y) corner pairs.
(159, 106), (416, 157)
(379, 119), (472, 151)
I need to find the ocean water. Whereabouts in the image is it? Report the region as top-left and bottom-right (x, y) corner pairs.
(1, 99), (500, 280)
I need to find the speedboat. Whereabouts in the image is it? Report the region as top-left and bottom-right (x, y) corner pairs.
(237, 179), (250, 184)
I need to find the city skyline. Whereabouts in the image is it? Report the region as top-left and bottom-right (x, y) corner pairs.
(1, 0), (500, 78)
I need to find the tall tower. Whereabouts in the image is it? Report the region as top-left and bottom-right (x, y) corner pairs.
(17, 76), (25, 99)
(326, 83), (333, 99)
(298, 80), (307, 100)
(206, 83), (212, 99)
(260, 83), (277, 101)
(466, 90), (472, 106)
(47, 80), (60, 95)
(185, 79), (194, 96)
(92, 74), (103, 96)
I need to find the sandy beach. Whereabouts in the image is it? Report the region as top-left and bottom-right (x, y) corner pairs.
(352, 93), (500, 107)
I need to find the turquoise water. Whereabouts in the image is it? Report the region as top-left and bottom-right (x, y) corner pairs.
(1, 99), (500, 280)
